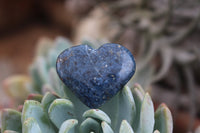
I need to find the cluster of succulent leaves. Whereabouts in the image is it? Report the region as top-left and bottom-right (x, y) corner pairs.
(0, 37), (173, 133)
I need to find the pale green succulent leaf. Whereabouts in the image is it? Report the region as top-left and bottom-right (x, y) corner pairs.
(114, 86), (136, 132)
(22, 100), (56, 133)
(3, 130), (19, 133)
(119, 86), (136, 123)
(29, 65), (42, 93)
(29, 57), (49, 93)
(41, 92), (58, 113)
(47, 38), (70, 68)
(100, 92), (119, 131)
(139, 93), (155, 133)
(79, 118), (101, 133)
(132, 84), (145, 96)
(48, 99), (75, 128)
(1, 109), (22, 133)
(47, 49), (59, 68)
(59, 119), (78, 133)
(83, 109), (111, 124)
(154, 104), (173, 133)
(23, 117), (42, 133)
(30, 37), (71, 93)
(49, 37), (71, 67)
(101, 121), (114, 133)
(63, 85), (89, 123)
(101, 86), (137, 133)
(48, 68), (66, 97)
(119, 120), (134, 133)
(35, 57), (49, 84)
(131, 84), (145, 131)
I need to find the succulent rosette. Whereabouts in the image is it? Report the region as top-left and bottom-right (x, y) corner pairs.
(0, 37), (173, 133)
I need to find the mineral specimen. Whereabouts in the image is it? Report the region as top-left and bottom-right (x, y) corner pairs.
(56, 43), (136, 108)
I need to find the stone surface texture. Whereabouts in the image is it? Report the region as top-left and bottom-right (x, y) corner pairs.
(56, 43), (136, 108)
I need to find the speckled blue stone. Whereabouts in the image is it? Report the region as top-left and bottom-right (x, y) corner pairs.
(56, 43), (136, 108)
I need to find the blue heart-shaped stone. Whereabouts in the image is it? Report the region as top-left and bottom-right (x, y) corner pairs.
(56, 43), (136, 108)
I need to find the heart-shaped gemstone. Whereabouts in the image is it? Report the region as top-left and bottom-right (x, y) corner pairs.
(56, 43), (136, 108)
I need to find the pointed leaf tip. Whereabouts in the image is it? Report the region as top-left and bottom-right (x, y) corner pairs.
(101, 121), (114, 133)
(119, 120), (134, 133)
(153, 130), (160, 133)
(23, 117), (42, 133)
(139, 93), (155, 133)
(133, 83), (145, 95)
(154, 103), (173, 133)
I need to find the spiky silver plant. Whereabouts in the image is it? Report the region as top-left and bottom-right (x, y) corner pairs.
(1, 37), (173, 133)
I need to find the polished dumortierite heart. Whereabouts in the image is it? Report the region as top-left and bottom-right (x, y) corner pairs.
(56, 43), (136, 108)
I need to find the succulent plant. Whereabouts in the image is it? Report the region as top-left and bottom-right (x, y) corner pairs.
(1, 37), (173, 133)
(1, 84), (173, 133)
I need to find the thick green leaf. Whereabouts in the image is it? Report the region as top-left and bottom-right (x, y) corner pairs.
(83, 109), (111, 124)
(29, 57), (48, 92)
(132, 84), (145, 96)
(63, 85), (89, 123)
(48, 99), (75, 128)
(23, 117), (42, 133)
(131, 84), (145, 131)
(48, 68), (66, 97)
(47, 37), (71, 68)
(47, 49), (58, 68)
(35, 57), (49, 84)
(59, 119), (78, 133)
(48, 38), (71, 68)
(115, 86), (136, 132)
(1, 109), (22, 133)
(101, 86), (136, 133)
(41, 92), (58, 113)
(79, 118), (101, 133)
(100, 92), (119, 131)
(101, 121), (114, 133)
(119, 120), (134, 133)
(29, 65), (42, 93)
(139, 93), (155, 133)
(119, 86), (136, 123)
(22, 100), (56, 133)
(154, 104), (173, 133)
